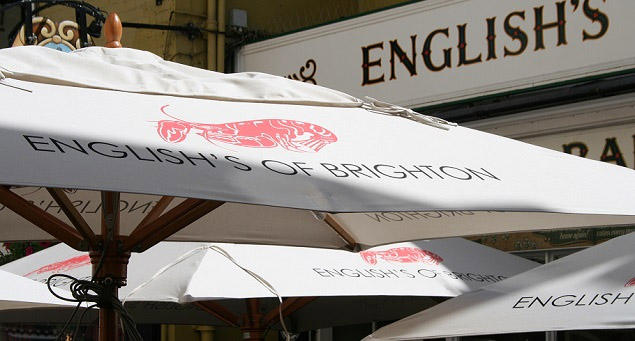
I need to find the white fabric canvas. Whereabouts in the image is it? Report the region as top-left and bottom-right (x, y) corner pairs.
(0, 46), (633, 248)
(0, 239), (537, 330)
(0, 269), (75, 310)
(2, 238), (537, 300)
(0, 46), (362, 106)
(364, 232), (635, 340)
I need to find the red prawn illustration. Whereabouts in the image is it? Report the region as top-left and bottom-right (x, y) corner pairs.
(625, 277), (635, 287)
(24, 255), (91, 277)
(360, 247), (443, 265)
(156, 105), (337, 153)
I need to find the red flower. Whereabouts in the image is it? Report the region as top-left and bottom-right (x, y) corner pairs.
(25, 246), (34, 256)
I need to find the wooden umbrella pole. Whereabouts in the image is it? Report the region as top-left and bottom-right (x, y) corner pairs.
(241, 327), (267, 341)
(90, 191), (130, 341)
(97, 16), (123, 340)
(241, 298), (266, 341)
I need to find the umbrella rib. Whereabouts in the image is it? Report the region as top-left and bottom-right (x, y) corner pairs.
(123, 198), (224, 252)
(323, 213), (359, 251)
(0, 186), (84, 249)
(46, 188), (99, 250)
(133, 196), (174, 231)
(194, 301), (240, 327)
(262, 296), (318, 327)
(122, 196), (175, 252)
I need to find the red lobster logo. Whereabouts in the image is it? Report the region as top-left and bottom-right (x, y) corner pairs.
(156, 105), (337, 153)
(24, 255), (90, 277)
(360, 247), (443, 265)
(625, 277), (635, 287)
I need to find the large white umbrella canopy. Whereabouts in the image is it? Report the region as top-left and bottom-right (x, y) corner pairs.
(0, 268), (76, 310)
(1, 238), (537, 332)
(363, 232), (635, 340)
(0, 46), (633, 250)
(0, 270), (80, 341)
(0, 45), (634, 340)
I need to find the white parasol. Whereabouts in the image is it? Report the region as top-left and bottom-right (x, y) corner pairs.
(0, 45), (633, 340)
(364, 232), (635, 340)
(1, 238), (537, 337)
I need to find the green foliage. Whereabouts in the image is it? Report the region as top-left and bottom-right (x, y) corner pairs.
(0, 241), (56, 266)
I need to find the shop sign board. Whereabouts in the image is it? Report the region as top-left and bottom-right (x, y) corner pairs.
(236, 0), (635, 109)
(525, 123), (635, 168)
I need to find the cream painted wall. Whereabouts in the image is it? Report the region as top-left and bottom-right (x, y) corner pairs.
(38, 0), (411, 69)
(226, 0), (411, 34)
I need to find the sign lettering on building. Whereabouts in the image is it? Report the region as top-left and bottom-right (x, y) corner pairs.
(237, 0), (634, 109)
